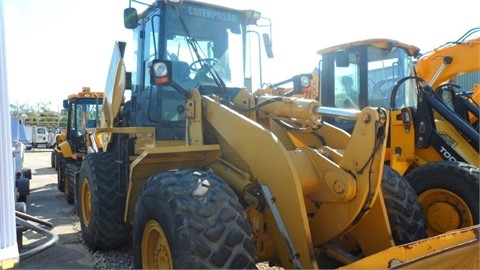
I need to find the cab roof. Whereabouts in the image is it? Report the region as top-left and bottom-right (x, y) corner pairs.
(317, 38), (421, 57)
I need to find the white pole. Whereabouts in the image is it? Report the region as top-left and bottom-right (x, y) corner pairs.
(0, 0), (20, 268)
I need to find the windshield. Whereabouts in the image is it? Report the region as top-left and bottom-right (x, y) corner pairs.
(366, 46), (416, 108)
(331, 45), (416, 110)
(136, 2), (248, 92)
(72, 98), (103, 132)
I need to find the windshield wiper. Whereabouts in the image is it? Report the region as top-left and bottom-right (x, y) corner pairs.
(174, 6), (227, 92)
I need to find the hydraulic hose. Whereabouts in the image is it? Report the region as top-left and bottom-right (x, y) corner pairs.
(15, 211), (59, 261)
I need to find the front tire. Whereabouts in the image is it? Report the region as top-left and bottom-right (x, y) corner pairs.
(77, 152), (130, 250)
(406, 161), (479, 236)
(21, 168), (32, 180)
(133, 169), (256, 269)
(382, 165), (427, 244)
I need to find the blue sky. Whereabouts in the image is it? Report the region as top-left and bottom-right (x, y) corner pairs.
(3, 0), (478, 111)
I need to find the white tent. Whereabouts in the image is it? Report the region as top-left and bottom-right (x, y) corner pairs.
(0, 0), (20, 268)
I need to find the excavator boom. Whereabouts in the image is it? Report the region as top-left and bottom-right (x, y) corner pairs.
(416, 27), (480, 90)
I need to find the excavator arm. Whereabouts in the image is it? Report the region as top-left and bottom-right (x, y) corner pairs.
(416, 28), (480, 90)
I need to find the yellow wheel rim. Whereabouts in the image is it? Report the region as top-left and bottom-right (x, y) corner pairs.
(419, 188), (473, 236)
(80, 177), (91, 227)
(142, 220), (173, 269)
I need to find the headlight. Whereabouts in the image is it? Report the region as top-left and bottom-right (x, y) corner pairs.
(153, 62), (168, 77)
(150, 60), (172, 86)
(300, 76), (310, 87)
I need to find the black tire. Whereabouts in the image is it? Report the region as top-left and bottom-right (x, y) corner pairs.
(406, 161), (479, 236)
(16, 229), (23, 249)
(57, 154), (66, 192)
(133, 169), (256, 269)
(18, 195), (27, 204)
(54, 152), (59, 171)
(382, 165), (428, 244)
(51, 151), (55, 168)
(21, 168), (32, 180)
(77, 152), (130, 250)
(66, 163), (79, 205)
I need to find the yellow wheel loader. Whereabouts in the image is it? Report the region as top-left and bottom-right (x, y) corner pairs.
(75, 1), (479, 269)
(310, 35), (479, 237)
(52, 87), (103, 204)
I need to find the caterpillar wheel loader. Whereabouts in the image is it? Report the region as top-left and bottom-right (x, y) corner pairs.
(75, 1), (479, 269)
(53, 87), (103, 204)
(307, 35), (479, 237)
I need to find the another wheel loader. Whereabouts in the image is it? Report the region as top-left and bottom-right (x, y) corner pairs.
(305, 34), (479, 237)
(75, 1), (479, 269)
(52, 87), (103, 204)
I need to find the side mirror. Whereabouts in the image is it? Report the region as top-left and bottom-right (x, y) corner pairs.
(63, 100), (69, 110)
(263, 33), (274, 59)
(335, 50), (350, 68)
(124, 8), (138, 29)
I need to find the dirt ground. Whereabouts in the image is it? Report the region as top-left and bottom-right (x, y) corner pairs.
(13, 148), (93, 269)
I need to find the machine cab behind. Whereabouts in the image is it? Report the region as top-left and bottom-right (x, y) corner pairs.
(318, 39), (419, 132)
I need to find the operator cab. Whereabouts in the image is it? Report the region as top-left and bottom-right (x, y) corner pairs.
(318, 39), (419, 132)
(64, 91), (103, 153)
(123, 0), (273, 141)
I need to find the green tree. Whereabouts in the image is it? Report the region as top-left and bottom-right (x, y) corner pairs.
(10, 102), (67, 129)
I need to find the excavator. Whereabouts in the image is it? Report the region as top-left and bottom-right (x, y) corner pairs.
(285, 30), (479, 238)
(68, 0), (479, 269)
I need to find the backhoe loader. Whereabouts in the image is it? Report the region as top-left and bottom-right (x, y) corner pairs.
(75, 1), (479, 269)
(304, 34), (479, 237)
(53, 87), (103, 204)
(416, 27), (479, 90)
(416, 27), (480, 129)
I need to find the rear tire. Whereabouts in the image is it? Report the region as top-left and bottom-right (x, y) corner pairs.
(133, 169), (256, 269)
(406, 161), (479, 236)
(51, 151), (55, 168)
(77, 152), (130, 250)
(66, 163), (78, 204)
(382, 165), (427, 244)
(57, 154), (66, 192)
